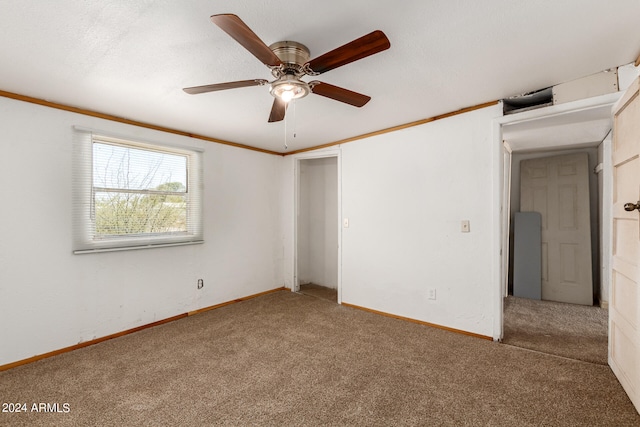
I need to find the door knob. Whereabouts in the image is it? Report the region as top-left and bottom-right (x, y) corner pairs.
(624, 201), (640, 212)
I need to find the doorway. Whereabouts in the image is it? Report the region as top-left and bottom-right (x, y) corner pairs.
(494, 92), (621, 343)
(504, 147), (609, 364)
(295, 155), (340, 303)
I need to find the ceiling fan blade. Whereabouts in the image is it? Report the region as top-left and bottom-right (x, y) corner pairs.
(210, 14), (282, 67)
(268, 98), (287, 122)
(310, 82), (371, 107)
(183, 79), (268, 95)
(306, 30), (390, 75)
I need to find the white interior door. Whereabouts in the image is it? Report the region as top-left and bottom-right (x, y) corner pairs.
(520, 153), (593, 305)
(610, 76), (640, 412)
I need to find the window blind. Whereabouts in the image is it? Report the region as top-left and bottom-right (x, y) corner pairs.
(72, 128), (203, 253)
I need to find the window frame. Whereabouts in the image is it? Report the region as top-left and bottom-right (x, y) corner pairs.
(73, 128), (203, 254)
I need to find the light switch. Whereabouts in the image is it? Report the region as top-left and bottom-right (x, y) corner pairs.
(343, 218), (349, 228)
(461, 220), (470, 233)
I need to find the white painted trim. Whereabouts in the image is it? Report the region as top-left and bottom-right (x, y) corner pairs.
(73, 240), (204, 254)
(492, 119), (505, 341)
(503, 140), (513, 154)
(291, 148), (343, 303)
(502, 144), (513, 299)
(600, 131), (613, 307)
(594, 163), (604, 174)
(498, 115), (512, 327)
(495, 92), (621, 128)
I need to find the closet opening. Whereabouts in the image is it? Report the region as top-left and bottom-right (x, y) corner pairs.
(296, 155), (339, 303)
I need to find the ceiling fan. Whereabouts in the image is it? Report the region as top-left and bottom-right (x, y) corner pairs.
(183, 14), (390, 123)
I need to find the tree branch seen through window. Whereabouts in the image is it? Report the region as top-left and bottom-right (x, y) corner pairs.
(93, 141), (188, 238)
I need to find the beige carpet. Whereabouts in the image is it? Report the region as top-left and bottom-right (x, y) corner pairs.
(1, 290), (637, 426)
(298, 283), (337, 302)
(503, 296), (609, 365)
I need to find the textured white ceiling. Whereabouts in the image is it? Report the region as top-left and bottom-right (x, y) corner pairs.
(1, 1), (639, 153)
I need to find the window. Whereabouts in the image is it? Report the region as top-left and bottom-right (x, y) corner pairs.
(73, 129), (203, 253)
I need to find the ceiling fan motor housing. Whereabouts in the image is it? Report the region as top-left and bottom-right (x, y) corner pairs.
(268, 41), (313, 101)
(269, 41), (310, 76)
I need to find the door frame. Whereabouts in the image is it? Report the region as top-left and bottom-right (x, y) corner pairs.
(291, 148), (342, 303)
(492, 92), (621, 340)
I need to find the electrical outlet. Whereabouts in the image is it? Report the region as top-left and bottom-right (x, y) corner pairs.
(197, 279), (204, 289)
(428, 288), (436, 300)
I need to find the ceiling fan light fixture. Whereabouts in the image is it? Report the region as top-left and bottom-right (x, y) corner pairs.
(185, 14), (391, 122)
(270, 75), (310, 102)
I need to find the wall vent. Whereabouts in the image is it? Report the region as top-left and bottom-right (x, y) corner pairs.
(502, 87), (553, 115)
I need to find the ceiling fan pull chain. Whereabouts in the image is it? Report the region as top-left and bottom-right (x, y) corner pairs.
(284, 107), (288, 150)
(293, 100), (297, 140)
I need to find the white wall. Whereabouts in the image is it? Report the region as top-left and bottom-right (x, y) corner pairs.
(340, 105), (501, 337)
(2, 98), (502, 366)
(297, 158), (338, 288)
(282, 105), (502, 337)
(0, 97), (283, 366)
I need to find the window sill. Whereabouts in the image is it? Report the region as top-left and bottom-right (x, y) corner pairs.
(73, 240), (204, 254)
